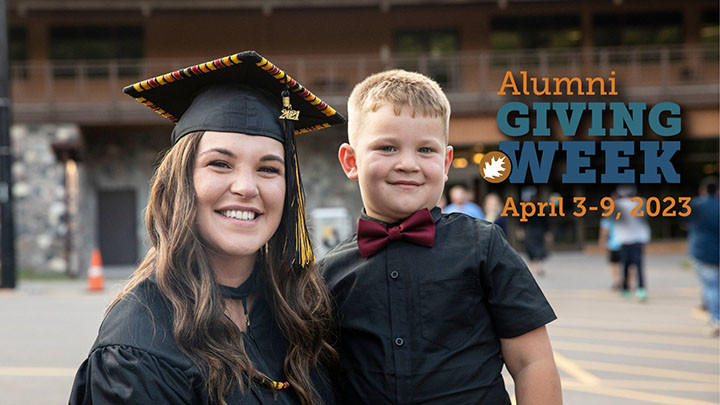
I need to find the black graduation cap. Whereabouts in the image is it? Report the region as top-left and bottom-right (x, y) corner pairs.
(123, 51), (346, 266)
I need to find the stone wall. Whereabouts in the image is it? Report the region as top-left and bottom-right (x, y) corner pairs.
(11, 124), (80, 274)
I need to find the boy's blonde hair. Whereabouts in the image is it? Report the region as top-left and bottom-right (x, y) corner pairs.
(347, 69), (451, 145)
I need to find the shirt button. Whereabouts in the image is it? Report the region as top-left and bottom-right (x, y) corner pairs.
(394, 337), (404, 347)
(390, 271), (399, 279)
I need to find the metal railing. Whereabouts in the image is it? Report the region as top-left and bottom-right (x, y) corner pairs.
(10, 44), (719, 123)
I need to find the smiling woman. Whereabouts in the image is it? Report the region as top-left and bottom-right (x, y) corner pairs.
(193, 132), (286, 271)
(68, 51), (346, 405)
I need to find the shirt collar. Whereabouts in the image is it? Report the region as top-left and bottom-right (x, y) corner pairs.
(360, 206), (442, 227)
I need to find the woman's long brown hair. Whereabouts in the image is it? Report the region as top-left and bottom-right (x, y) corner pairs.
(110, 132), (337, 404)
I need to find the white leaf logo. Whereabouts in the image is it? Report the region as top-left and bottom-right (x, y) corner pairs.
(482, 156), (507, 179)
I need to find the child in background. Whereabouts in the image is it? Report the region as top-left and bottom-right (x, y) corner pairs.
(519, 186), (550, 277)
(614, 185), (650, 301)
(599, 191), (622, 290)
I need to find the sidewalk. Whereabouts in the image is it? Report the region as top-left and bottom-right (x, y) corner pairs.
(0, 251), (716, 405)
(533, 250), (698, 291)
(515, 251), (718, 405)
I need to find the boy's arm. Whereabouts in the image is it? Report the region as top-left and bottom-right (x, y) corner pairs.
(500, 326), (562, 405)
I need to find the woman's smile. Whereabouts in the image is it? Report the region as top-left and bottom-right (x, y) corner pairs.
(219, 210), (259, 221)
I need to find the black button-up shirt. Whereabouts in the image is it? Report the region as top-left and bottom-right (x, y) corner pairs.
(320, 207), (556, 404)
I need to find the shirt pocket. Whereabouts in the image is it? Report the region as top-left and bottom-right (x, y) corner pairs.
(418, 277), (482, 350)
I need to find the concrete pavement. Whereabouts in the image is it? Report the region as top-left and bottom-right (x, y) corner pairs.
(0, 252), (717, 404)
(507, 252), (719, 405)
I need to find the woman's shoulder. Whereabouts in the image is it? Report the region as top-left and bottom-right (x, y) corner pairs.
(92, 278), (194, 371)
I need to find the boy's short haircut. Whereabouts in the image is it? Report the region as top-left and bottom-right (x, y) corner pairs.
(347, 69), (451, 145)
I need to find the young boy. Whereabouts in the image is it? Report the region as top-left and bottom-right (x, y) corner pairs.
(320, 70), (562, 404)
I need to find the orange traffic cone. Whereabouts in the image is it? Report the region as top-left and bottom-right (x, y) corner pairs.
(88, 248), (105, 292)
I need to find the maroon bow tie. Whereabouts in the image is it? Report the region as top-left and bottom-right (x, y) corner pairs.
(357, 208), (435, 258)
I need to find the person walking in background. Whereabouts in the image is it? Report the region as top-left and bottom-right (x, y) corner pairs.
(444, 184), (485, 219)
(687, 177), (719, 337)
(519, 186), (550, 278)
(484, 192), (508, 236)
(614, 186), (651, 302)
(599, 191), (622, 290)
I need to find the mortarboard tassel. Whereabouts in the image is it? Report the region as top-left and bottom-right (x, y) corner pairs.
(280, 90), (315, 267)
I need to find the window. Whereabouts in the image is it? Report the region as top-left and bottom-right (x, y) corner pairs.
(593, 12), (682, 47)
(9, 27), (27, 61)
(490, 15), (581, 67)
(490, 15), (582, 50)
(701, 9), (719, 44)
(700, 9), (719, 62)
(593, 12), (683, 65)
(50, 26), (143, 78)
(9, 27), (27, 79)
(395, 30), (459, 89)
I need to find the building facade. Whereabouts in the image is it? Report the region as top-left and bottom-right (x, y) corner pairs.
(7, 0), (719, 274)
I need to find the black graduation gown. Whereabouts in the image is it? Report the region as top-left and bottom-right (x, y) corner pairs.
(69, 278), (334, 404)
